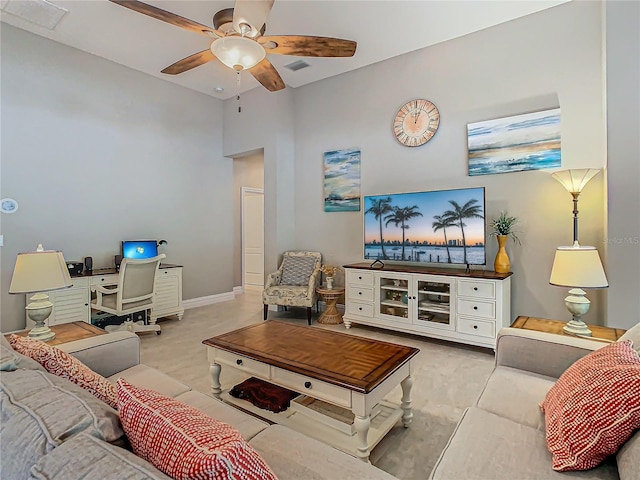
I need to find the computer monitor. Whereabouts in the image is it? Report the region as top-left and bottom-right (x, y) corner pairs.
(121, 240), (158, 260)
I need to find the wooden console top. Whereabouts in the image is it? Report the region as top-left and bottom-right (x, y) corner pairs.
(203, 320), (419, 393)
(344, 262), (513, 280)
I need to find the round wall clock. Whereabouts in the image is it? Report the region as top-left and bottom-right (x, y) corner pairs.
(393, 99), (440, 147)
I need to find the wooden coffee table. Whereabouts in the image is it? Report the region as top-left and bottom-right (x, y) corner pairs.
(203, 320), (419, 461)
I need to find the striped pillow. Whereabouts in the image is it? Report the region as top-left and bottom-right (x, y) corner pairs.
(116, 379), (278, 480)
(540, 340), (640, 471)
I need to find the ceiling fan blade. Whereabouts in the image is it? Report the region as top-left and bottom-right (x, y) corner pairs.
(233, 0), (274, 37)
(161, 50), (217, 75)
(258, 36), (356, 57)
(109, 0), (221, 37)
(249, 58), (285, 92)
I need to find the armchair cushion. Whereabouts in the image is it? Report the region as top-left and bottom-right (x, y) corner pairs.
(280, 255), (318, 286)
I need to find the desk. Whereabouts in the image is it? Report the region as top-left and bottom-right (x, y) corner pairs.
(25, 264), (184, 328)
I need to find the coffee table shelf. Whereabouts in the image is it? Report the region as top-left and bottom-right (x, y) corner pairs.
(221, 390), (402, 457)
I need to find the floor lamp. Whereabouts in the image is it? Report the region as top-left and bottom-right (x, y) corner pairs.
(550, 169), (606, 336)
(9, 244), (73, 341)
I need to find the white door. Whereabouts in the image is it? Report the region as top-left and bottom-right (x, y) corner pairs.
(242, 188), (264, 288)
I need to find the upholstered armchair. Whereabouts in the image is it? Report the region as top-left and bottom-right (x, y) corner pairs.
(262, 251), (322, 325)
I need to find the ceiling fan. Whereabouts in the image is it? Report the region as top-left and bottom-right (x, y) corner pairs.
(109, 0), (357, 92)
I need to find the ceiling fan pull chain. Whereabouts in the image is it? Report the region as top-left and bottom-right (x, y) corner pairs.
(236, 70), (242, 113)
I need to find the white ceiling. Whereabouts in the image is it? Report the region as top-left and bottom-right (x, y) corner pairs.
(1, 0), (569, 100)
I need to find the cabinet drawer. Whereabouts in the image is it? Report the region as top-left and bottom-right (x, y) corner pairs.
(348, 286), (374, 302)
(457, 317), (495, 338)
(91, 275), (119, 287)
(346, 270), (374, 286)
(458, 280), (495, 299)
(346, 301), (374, 317)
(272, 367), (351, 408)
(213, 350), (270, 378)
(457, 299), (496, 319)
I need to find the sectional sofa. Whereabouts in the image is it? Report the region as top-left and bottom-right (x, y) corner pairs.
(2, 325), (638, 479)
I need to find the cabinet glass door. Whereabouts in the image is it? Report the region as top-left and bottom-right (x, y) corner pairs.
(415, 278), (453, 329)
(377, 275), (411, 322)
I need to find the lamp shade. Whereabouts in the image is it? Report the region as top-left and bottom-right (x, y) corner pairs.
(9, 248), (73, 294)
(210, 36), (266, 71)
(549, 246), (608, 288)
(551, 169), (600, 194)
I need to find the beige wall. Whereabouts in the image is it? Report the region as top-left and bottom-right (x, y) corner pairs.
(1, 25), (231, 331)
(227, 1), (610, 324)
(232, 152), (265, 287)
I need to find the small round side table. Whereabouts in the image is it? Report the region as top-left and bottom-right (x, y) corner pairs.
(316, 286), (345, 325)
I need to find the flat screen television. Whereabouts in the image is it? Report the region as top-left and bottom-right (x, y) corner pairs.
(363, 187), (486, 266)
(121, 240), (158, 260)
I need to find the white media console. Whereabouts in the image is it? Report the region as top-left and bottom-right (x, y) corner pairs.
(25, 264), (184, 328)
(343, 263), (512, 349)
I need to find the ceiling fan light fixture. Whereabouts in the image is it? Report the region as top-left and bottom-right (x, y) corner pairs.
(211, 36), (266, 71)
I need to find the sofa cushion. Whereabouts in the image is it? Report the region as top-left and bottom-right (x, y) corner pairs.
(116, 379), (278, 480)
(0, 369), (124, 479)
(1, 333), (46, 372)
(540, 340), (640, 472)
(429, 407), (618, 480)
(619, 321), (640, 353)
(617, 429), (640, 480)
(280, 255), (317, 286)
(29, 432), (171, 480)
(109, 363), (191, 398)
(249, 425), (397, 480)
(8, 334), (117, 408)
(476, 366), (554, 431)
(175, 390), (269, 441)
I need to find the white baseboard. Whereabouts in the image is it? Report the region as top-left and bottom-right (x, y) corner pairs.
(183, 291), (235, 310)
(233, 286), (244, 295)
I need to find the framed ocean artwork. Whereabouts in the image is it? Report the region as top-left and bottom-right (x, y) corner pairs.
(323, 147), (361, 212)
(467, 108), (561, 176)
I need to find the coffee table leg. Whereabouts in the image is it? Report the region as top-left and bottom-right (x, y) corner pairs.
(209, 362), (222, 398)
(401, 375), (413, 427)
(354, 414), (372, 463)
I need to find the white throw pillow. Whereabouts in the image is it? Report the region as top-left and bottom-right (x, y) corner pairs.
(619, 322), (640, 353)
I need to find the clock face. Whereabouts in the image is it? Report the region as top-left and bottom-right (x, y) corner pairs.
(393, 99), (440, 147)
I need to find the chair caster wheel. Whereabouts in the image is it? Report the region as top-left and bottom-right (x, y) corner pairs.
(156, 331), (161, 335)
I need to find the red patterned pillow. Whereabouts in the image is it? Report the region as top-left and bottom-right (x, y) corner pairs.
(540, 340), (640, 471)
(8, 334), (117, 409)
(116, 379), (278, 480)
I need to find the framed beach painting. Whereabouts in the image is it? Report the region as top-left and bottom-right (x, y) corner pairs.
(323, 147), (361, 212)
(467, 108), (561, 176)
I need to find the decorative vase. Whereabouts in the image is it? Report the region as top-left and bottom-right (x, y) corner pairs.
(494, 235), (511, 274)
(326, 276), (334, 289)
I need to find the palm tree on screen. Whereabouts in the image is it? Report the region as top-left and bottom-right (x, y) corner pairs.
(443, 199), (484, 264)
(365, 197), (393, 259)
(385, 205), (423, 260)
(432, 215), (456, 263)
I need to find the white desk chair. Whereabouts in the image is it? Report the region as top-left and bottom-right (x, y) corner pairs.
(91, 254), (165, 335)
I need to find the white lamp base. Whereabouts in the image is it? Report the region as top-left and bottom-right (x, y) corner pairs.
(25, 293), (56, 342)
(562, 288), (593, 337)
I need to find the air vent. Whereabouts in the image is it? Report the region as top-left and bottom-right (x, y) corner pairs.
(2, 0), (68, 30)
(284, 60), (310, 72)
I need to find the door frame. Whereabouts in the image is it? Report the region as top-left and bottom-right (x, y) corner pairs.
(241, 187), (265, 290)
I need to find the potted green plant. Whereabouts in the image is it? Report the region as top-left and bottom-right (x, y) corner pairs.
(489, 211), (520, 273)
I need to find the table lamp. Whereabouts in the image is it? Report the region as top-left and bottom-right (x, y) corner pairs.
(9, 244), (73, 341)
(549, 245), (608, 336)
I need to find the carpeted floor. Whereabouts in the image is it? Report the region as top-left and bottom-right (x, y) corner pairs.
(139, 289), (496, 480)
